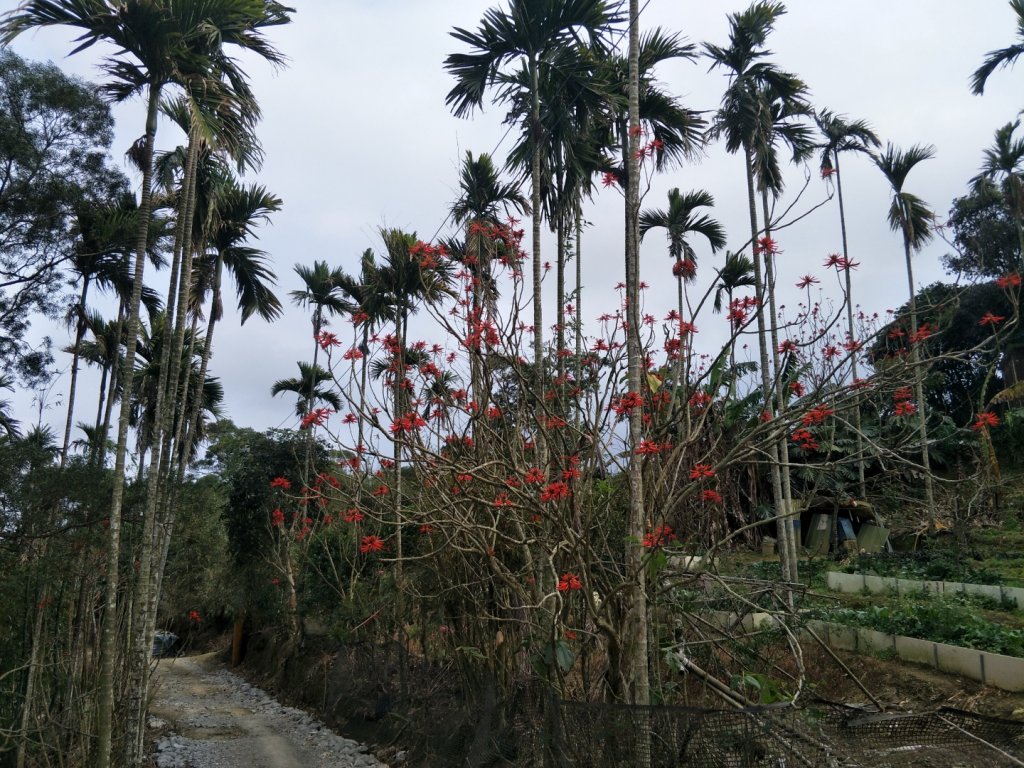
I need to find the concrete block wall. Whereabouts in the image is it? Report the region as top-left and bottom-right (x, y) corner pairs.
(826, 571), (1024, 608)
(812, 621), (1024, 693)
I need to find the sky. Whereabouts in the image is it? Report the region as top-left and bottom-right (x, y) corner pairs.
(5, 0), (1023, 440)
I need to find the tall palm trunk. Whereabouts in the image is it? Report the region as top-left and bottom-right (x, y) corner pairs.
(743, 149), (794, 593)
(125, 124), (201, 766)
(833, 153), (867, 498)
(761, 190), (798, 583)
(96, 80), (162, 768)
(61, 278), (92, 466)
(529, 56), (546, 466)
(904, 232), (936, 525)
(623, 0), (650, 712)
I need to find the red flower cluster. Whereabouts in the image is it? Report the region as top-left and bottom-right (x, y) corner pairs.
(689, 464), (715, 480)
(755, 236), (781, 256)
(672, 259), (696, 279)
(540, 481), (571, 503)
(689, 391), (712, 408)
(494, 493), (513, 508)
(316, 331), (341, 349)
(524, 467), (545, 484)
(188, 610), (202, 624)
(557, 572), (583, 592)
(972, 412), (1000, 431)
(909, 324), (934, 344)
(795, 274), (819, 289)
(791, 428), (819, 452)
(980, 311), (1006, 326)
(643, 524), (677, 549)
(343, 508), (364, 523)
(612, 391), (644, 415)
(301, 408), (333, 429)
(270, 476), (291, 490)
(996, 273), (1021, 289)
(359, 535), (385, 554)
(390, 412), (427, 434)
(823, 253), (858, 270)
(701, 489), (723, 504)
(635, 440), (669, 455)
(894, 400), (917, 417)
(271, 507), (285, 527)
(801, 405), (834, 426)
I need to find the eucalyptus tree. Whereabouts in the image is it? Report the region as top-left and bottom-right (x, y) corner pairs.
(705, 0), (814, 584)
(874, 143), (938, 525)
(639, 188), (725, 414)
(444, 0), (623, 404)
(815, 109), (880, 499)
(971, 0), (1024, 95)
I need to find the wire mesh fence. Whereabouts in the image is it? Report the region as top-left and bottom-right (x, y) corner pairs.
(515, 696), (1024, 767)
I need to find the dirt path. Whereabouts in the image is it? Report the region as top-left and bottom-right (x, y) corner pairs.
(148, 653), (389, 768)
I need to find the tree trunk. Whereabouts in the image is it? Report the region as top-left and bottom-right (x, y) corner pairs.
(95, 81), (162, 768)
(834, 152), (867, 499)
(622, 0), (650, 713)
(904, 232), (936, 527)
(61, 277), (91, 467)
(743, 150), (793, 595)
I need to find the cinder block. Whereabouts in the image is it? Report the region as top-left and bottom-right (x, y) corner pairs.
(857, 628), (895, 654)
(827, 572), (866, 593)
(935, 642), (984, 682)
(863, 575), (891, 594)
(827, 623), (857, 651)
(895, 578), (925, 597)
(895, 635), (936, 668)
(980, 651), (1024, 692)
(1001, 587), (1024, 609)
(963, 583), (1003, 602)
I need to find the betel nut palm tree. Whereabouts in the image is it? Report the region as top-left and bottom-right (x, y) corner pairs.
(705, 0), (812, 586)
(815, 109), (880, 499)
(874, 142), (938, 528)
(444, 0), (623, 418)
(1, 3), (292, 765)
(971, 0), (1024, 96)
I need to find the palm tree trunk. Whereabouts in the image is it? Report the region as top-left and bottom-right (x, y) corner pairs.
(761, 191), (798, 583)
(623, 0), (650, 714)
(124, 120), (201, 767)
(834, 153), (867, 499)
(529, 56), (546, 466)
(904, 234), (936, 527)
(95, 81), (162, 768)
(61, 278), (92, 467)
(743, 149), (793, 595)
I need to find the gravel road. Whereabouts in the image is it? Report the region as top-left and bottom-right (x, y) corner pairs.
(148, 653), (390, 768)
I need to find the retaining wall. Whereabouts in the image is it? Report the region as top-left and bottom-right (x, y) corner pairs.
(826, 571), (1024, 608)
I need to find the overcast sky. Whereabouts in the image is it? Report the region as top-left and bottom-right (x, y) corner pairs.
(6, 0), (1022, 439)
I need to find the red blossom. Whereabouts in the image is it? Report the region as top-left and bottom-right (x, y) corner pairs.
(524, 467), (546, 484)
(755, 236), (781, 256)
(301, 408), (333, 429)
(612, 391), (644, 415)
(642, 524), (676, 548)
(188, 610), (202, 624)
(601, 171), (618, 188)
(802, 405), (834, 426)
(689, 464), (715, 480)
(689, 391), (712, 408)
(795, 274), (819, 289)
(359, 535), (385, 554)
(539, 481), (571, 503)
(701, 489), (723, 504)
(270, 476), (291, 490)
(972, 412), (1000, 431)
(789, 381), (805, 397)
(980, 311), (1006, 326)
(271, 508), (285, 527)
(996, 273), (1022, 288)
(672, 259), (696, 278)
(316, 331), (341, 349)
(894, 400), (917, 417)
(494, 493), (513, 508)
(778, 339), (798, 354)
(909, 324), (934, 344)
(343, 508), (364, 523)
(557, 573), (582, 592)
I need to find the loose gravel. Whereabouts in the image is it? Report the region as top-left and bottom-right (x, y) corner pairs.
(148, 654), (391, 768)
